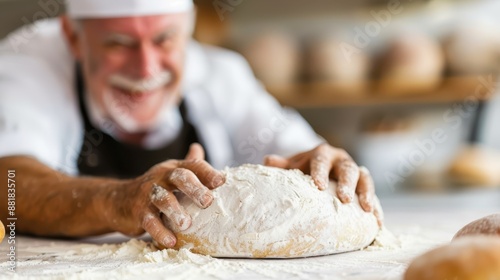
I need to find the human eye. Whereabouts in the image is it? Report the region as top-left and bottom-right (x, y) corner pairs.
(154, 29), (178, 48)
(103, 34), (137, 51)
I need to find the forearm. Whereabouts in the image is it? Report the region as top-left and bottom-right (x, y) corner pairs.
(0, 156), (126, 238)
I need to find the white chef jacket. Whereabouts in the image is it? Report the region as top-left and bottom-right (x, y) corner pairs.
(0, 18), (323, 175)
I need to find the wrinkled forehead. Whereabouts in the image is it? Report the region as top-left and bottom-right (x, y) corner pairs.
(80, 13), (190, 38)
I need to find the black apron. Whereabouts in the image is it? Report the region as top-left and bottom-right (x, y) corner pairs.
(75, 66), (206, 179)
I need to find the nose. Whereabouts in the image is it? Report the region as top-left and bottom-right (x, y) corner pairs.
(134, 43), (162, 79)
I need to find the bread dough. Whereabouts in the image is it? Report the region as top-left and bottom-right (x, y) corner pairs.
(166, 164), (379, 258)
(404, 236), (500, 280)
(454, 214), (500, 239)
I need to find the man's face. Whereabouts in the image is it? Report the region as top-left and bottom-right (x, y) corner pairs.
(72, 13), (191, 133)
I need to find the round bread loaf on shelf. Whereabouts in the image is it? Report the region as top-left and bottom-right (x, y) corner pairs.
(375, 33), (445, 95)
(240, 33), (300, 86)
(444, 22), (500, 75)
(306, 37), (370, 86)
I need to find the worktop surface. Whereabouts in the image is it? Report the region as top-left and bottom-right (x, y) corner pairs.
(1, 189), (499, 280)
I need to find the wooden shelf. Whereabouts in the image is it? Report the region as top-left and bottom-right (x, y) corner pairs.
(268, 76), (498, 108)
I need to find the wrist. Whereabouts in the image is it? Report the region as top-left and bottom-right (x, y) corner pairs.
(97, 178), (133, 232)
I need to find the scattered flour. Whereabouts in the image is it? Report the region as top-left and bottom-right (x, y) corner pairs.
(2, 196), (495, 279)
(0, 220), (457, 280)
(366, 227), (402, 251)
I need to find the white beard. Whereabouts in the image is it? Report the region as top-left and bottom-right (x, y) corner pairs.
(102, 89), (144, 133)
(85, 88), (183, 149)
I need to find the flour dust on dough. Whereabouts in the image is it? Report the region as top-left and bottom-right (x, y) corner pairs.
(164, 164), (380, 258)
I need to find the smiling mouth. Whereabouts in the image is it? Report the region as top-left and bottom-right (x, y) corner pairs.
(108, 71), (172, 94)
(111, 86), (160, 103)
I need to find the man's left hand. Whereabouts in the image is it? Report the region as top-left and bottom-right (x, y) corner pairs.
(264, 143), (383, 226)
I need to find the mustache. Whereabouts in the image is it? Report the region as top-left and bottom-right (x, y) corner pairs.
(108, 71), (172, 93)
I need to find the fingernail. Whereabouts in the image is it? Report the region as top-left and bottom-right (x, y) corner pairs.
(163, 236), (176, 248)
(339, 186), (353, 202)
(177, 214), (192, 231)
(322, 179), (330, 190)
(314, 178), (325, 190)
(214, 174), (225, 186)
(347, 192), (354, 202)
(359, 166), (370, 174)
(366, 199), (374, 212)
(266, 154), (277, 160)
(201, 193), (213, 208)
(264, 155), (271, 164)
(359, 194), (373, 211)
(365, 203), (374, 212)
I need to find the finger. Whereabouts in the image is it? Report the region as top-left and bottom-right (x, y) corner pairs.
(333, 158), (359, 203)
(356, 166), (375, 212)
(310, 147), (334, 190)
(142, 211), (177, 248)
(372, 196), (384, 227)
(179, 159), (225, 189)
(288, 152), (311, 170)
(264, 154), (289, 168)
(185, 143), (205, 161)
(151, 184), (192, 231)
(168, 168), (213, 208)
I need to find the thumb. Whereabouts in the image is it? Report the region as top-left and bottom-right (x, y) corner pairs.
(264, 154), (289, 168)
(185, 143), (205, 161)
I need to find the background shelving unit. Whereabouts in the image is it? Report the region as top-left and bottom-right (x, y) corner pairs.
(268, 76), (497, 108)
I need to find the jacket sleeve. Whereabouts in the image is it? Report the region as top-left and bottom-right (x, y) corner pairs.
(0, 23), (81, 174)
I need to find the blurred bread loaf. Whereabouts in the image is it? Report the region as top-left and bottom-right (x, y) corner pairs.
(405, 236), (500, 280)
(448, 145), (500, 187)
(375, 33), (445, 95)
(454, 214), (500, 239)
(444, 22), (500, 75)
(306, 36), (370, 90)
(240, 33), (300, 86)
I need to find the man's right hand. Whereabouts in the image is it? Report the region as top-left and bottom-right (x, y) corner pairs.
(106, 143), (226, 248)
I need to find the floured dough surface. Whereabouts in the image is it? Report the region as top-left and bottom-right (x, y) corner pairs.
(167, 164), (379, 258)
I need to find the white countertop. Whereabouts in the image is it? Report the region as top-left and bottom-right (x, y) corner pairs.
(1, 189), (499, 280)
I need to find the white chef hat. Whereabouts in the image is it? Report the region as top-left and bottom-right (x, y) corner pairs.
(66, 0), (194, 19)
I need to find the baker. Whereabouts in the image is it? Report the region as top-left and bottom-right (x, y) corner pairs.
(0, 0), (382, 248)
